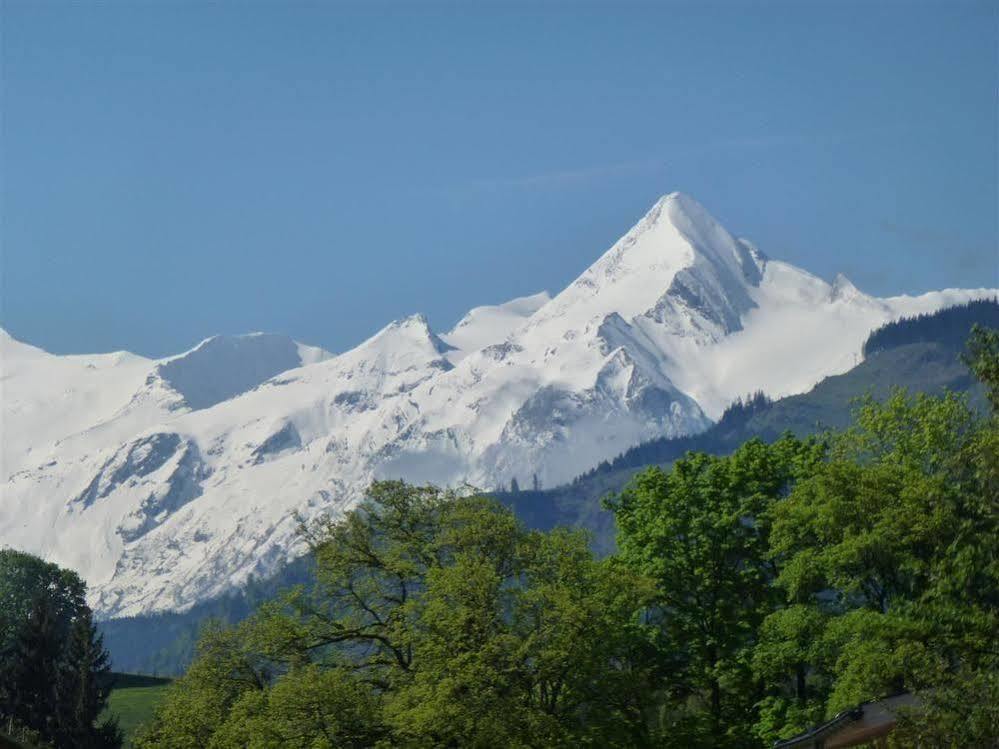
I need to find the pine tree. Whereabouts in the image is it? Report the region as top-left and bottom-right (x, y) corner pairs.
(0, 551), (122, 749)
(56, 612), (121, 748)
(4, 595), (62, 741)
(509, 477), (520, 493)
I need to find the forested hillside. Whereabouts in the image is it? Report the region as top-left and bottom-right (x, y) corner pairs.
(863, 298), (999, 356)
(100, 557), (314, 676)
(500, 300), (996, 550)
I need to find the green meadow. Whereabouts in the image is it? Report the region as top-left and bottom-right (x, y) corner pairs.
(104, 674), (172, 746)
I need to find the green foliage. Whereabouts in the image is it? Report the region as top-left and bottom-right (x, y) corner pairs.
(0, 550), (87, 653)
(756, 385), (999, 743)
(608, 327), (999, 746)
(608, 436), (824, 747)
(137, 484), (656, 747)
(889, 666), (999, 747)
(0, 551), (122, 749)
(208, 666), (385, 748)
(390, 523), (655, 747)
(964, 323), (999, 410)
(133, 622), (274, 749)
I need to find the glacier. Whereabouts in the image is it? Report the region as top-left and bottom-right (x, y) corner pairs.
(1, 192), (994, 617)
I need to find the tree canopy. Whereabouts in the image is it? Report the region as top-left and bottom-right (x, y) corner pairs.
(0, 550), (122, 749)
(135, 484), (659, 748)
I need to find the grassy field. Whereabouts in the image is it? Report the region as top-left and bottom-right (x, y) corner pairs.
(105, 673), (172, 745)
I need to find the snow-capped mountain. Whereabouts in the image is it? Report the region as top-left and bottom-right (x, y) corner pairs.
(2, 193), (993, 617)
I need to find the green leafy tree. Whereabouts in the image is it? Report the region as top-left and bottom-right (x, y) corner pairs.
(0, 550), (88, 653)
(208, 665), (386, 748)
(756, 386), (999, 743)
(889, 665), (999, 746)
(133, 622), (269, 748)
(389, 505), (655, 747)
(608, 435), (823, 747)
(138, 483), (656, 747)
(964, 323), (999, 409)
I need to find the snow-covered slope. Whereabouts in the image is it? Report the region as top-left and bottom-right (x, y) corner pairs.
(0, 332), (332, 479)
(441, 292), (551, 363)
(2, 193), (993, 617)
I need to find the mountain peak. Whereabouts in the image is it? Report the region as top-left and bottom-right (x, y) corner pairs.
(363, 313), (455, 358)
(610, 192), (730, 267)
(388, 313), (432, 330)
(657, 190), (701, 210)
(831, 272), (858, 296)
(642, 191), (713, 229)
(525, 191), (762, 338)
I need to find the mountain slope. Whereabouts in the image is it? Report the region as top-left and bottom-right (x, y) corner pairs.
(440, 291), (551, 362)
(0, 331), (332, 479)
(99, 300), (999, 677)
(2, 193), (994, 617)
(502, 300), (998, 553)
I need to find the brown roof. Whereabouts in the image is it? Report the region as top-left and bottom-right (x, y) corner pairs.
(773, 693), (920, 749)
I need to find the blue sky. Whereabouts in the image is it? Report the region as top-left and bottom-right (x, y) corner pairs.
(2, 0), (996, 357)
